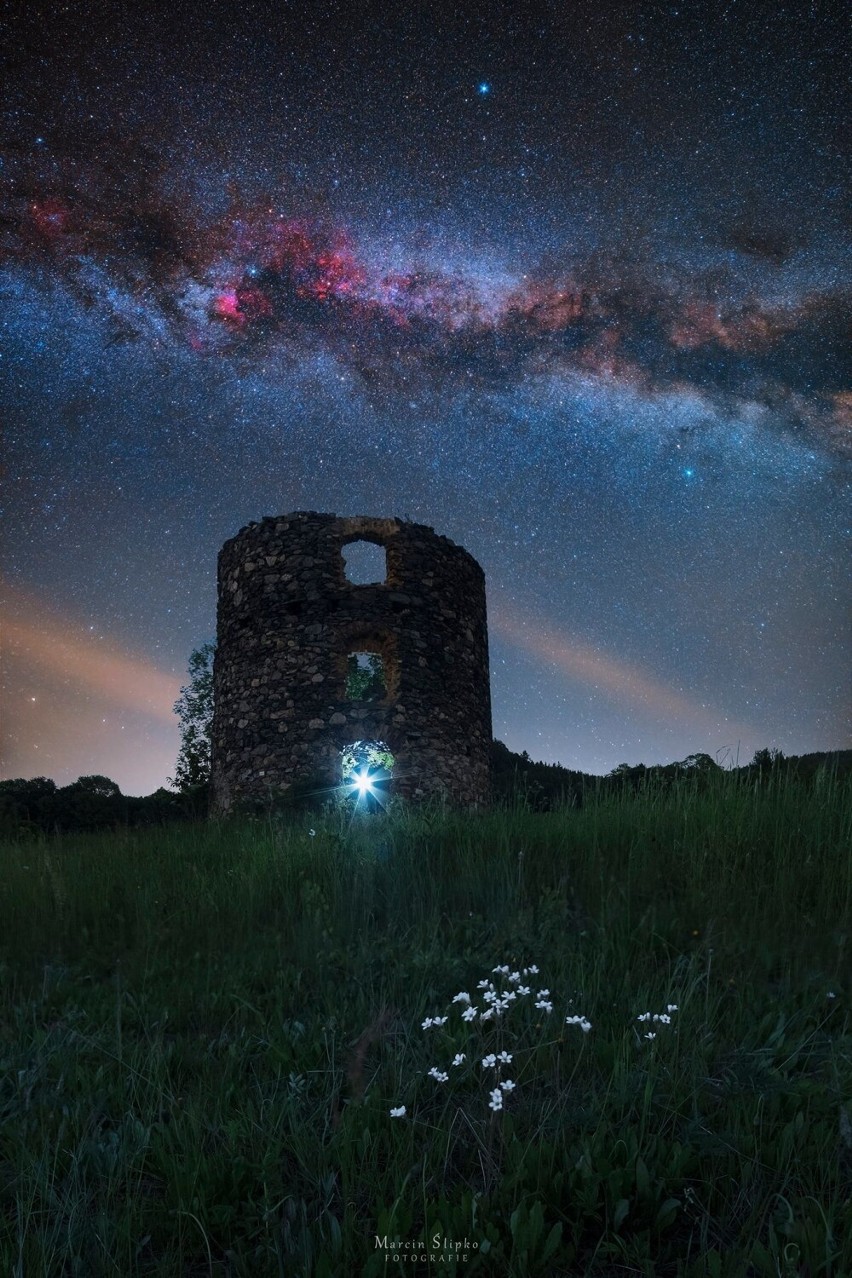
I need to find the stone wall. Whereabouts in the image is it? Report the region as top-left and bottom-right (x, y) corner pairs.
(211, 512), (492, 812)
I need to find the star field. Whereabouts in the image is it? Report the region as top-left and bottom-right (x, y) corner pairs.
(2, 0), (849, 793)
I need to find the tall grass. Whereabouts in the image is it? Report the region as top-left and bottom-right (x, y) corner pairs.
(1, 769), (849, 1275)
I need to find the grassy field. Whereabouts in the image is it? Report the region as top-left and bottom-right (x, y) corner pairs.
(1, 770), (850, 1276)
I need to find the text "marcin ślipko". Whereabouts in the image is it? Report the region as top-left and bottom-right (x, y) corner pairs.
(375, 1235), (479, 1263)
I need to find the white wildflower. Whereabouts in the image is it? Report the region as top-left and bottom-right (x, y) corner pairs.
(637, 1012), (652, 1022)
(461, 1006), (478, 1022)
(422, 1017), (434, 1029)
(427, 1067), (449, 1082)
(525, 964), (539, 975)
(517, 985), (531, 996)
(500, 1079), (516, 1092)
(667, 1004), (678, 1012)
(481, 1053), (497, 1068)
(497, 1050), (513, 1063)
(566, 1015), (592, 1033)
(536, 989), (550, 999)
(452, 1053), (466, 1066)
(534, 1000), (553, 1013)
(508, 971), (521, 983)
(389, 1106), (406, 1118)
(644, 1032), (656, 1041)
(480, 1008), (494, 1021)
(488, 1091), (503, 1112)
(432, 1015), (448, 1026)
(452, 991), (471, 1004)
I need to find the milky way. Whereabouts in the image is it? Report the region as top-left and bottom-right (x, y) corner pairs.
(2, 145), (849, 454)
(2, 0), (849, 791)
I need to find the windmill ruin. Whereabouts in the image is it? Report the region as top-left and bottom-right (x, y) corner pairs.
(211, 512), (492, 812)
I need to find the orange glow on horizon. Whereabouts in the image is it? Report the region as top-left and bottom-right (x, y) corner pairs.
(490, 591), (755, 744)
(2, 586), (181, 792)
(3, 610), (178, 722)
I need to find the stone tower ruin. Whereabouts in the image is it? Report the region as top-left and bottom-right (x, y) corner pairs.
(211, 512), (492, 812)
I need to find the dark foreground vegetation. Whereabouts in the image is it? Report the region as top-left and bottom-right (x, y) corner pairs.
(1, 767), (850, 1275)
(2, 742), (849, 836)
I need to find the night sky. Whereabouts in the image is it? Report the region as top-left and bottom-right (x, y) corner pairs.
(2, 1), (849, 795)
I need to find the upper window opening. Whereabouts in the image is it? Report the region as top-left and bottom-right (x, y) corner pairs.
(342, 539), (387, 585)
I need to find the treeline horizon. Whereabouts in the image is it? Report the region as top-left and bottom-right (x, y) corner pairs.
(1, 741), (850, 837)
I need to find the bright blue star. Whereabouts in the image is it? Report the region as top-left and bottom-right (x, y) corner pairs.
(478, 82), (491, 95)
(683, 467), (695, 478)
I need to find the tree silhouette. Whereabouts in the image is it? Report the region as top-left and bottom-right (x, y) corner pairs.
(65, 774), (122, 797)
(171, 642), (215, 791)
(751, 747), (786, 772)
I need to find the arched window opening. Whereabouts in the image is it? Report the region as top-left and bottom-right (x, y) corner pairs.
(346, 651), (387, 701)
(342, 539), (387, 585)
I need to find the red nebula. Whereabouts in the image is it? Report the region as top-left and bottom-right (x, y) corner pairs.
(211, 210), (366, 316)
(669, 302), (781, 353)
(307, 247), (363, 301)
(670, 302), (733, 350)
(259, 218), (315, 275)
(213, 290), (245, 324)
(212, 284), (274, 326)
(234, 285), (273, 320)
(29, 197), (70, 240)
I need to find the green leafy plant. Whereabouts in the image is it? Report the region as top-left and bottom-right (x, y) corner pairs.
(340, 739), (395, 782)
(345, 652), (386, 701)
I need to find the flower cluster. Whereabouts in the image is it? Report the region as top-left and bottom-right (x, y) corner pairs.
(388, 962), (592, 1119)
(636, 1004), (678, 1040)
(481, 1051), (517, 1110)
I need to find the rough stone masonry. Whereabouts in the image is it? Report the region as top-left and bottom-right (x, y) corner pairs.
(211, 512), (492, 812)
